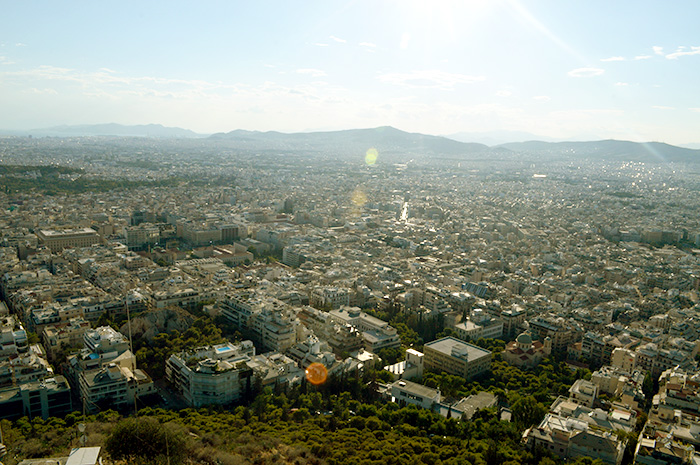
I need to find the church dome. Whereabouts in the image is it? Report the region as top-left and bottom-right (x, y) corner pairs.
(516, 332), (532, 345)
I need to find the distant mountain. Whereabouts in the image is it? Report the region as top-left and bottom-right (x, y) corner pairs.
(26, 123), (204, 138)
(445, 130), (563, 146)
(209, 126), (494, 158)
(498, 139), (700, 164)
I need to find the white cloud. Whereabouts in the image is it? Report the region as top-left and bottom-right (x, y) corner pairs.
(0, 56), (15, 65)
(313, 43), (329, 47)
(690, 108), (700, 113)
(400, 33), (410, 50)
(652, 105), (674, 110)
(377, 69), (485, 90)
(496, 90), (512, 97)
(25, 87), (58, 95)
(15, 43), (27, 47)
(601, 56), (625, 62)
(359, 42), (376, 48)
(634, 55), (651, 60)
(615, 82), (628, 86)
(653, 46), (664, 55)
(533, 95), (550, 101)
(329, 35), (346, 43)
(666, 46), (700, 59)
(567, 67), (605, 77)
(296, 68), (327, 77)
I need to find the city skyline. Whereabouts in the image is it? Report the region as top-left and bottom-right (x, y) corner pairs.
(2, 1), (700, 145)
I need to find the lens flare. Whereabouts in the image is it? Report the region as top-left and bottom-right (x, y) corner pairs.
(365, 148), (378, 165)
(351, 188), (367, 207)
(305, 362), (328, 385)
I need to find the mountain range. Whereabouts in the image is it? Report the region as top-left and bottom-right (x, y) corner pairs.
(209, 126), (493, 157)
(3, 123), (202, 138)
(2, 123), (699, 163)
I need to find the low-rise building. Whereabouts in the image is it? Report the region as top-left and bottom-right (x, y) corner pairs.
(388, 379), (441, 410)
(423, 336), (492, 380)
(385, 348), (424, 381)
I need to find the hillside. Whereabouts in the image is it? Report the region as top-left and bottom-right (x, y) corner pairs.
(498, 139), (700, 163)
(209, 126), (494, 158)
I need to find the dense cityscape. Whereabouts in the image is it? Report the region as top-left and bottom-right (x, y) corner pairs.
(0, 132), (699, 464)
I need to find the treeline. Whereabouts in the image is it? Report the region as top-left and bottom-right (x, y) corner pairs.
(0, 335), (605, 465)
(0, 384), (604, 465)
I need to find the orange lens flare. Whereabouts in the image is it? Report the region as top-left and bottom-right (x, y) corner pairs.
(305, 362), (328, 385)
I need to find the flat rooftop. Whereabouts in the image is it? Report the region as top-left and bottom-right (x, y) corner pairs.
(391, 379), (441, 399)
(424, 337), (491, 360)
(38, 228), (98, 237)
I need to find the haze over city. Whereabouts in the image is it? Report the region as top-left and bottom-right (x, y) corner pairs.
(4, 3), (700, 465)
(2, 0), (700, 145)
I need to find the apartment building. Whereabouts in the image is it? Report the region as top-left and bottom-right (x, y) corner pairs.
(166, 341), (256, 407)
(0, 316), (29, 360)
(0, 375), (72, 420)
(328, 307), (401, 352)
(41, 317), (91, 361)
(78, 362), (154, 413)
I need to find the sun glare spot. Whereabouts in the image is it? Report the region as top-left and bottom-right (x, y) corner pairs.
(305, 362), (328, 385)
(365, 147), (378, 165)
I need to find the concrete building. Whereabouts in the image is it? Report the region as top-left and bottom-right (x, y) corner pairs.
(385, 348), (424, 381)
(0, 316), (28, 360)
(388, 379), (441, 410)
(310, 287), (350, 310)
(501, 305), (527, 338)
(0, 375), (72, 420)
(423, 336), (492, 380)
(36, 228), (101, 253)
(78, 362), (154, 413)
(126, 223), (160, 249)
(529, 316), (581, 353)
(568, 379), (599, 408)
(166, 341), (256, 407)
(523, 413), (626, 465)
(328, 307), (401, 353)
(41, 317), (91, 361)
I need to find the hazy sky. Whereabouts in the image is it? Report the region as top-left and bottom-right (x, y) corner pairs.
(1, 1), (699, 143)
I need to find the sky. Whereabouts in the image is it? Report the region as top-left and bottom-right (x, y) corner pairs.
(1, 1), (700, 144)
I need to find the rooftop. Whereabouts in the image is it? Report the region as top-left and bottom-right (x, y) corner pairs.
(424, 337), (491, 361)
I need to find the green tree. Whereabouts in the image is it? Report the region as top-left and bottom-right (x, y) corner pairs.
(511, 395), (547, 428)
(105, 416), (190, 464)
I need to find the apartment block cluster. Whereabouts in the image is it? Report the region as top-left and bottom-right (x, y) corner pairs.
(1, 140), (700, 465)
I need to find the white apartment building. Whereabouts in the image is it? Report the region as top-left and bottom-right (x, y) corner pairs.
(328, 307), (401, 352)
(41, 317), (91, 361)
(166, 341), (256, 407)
